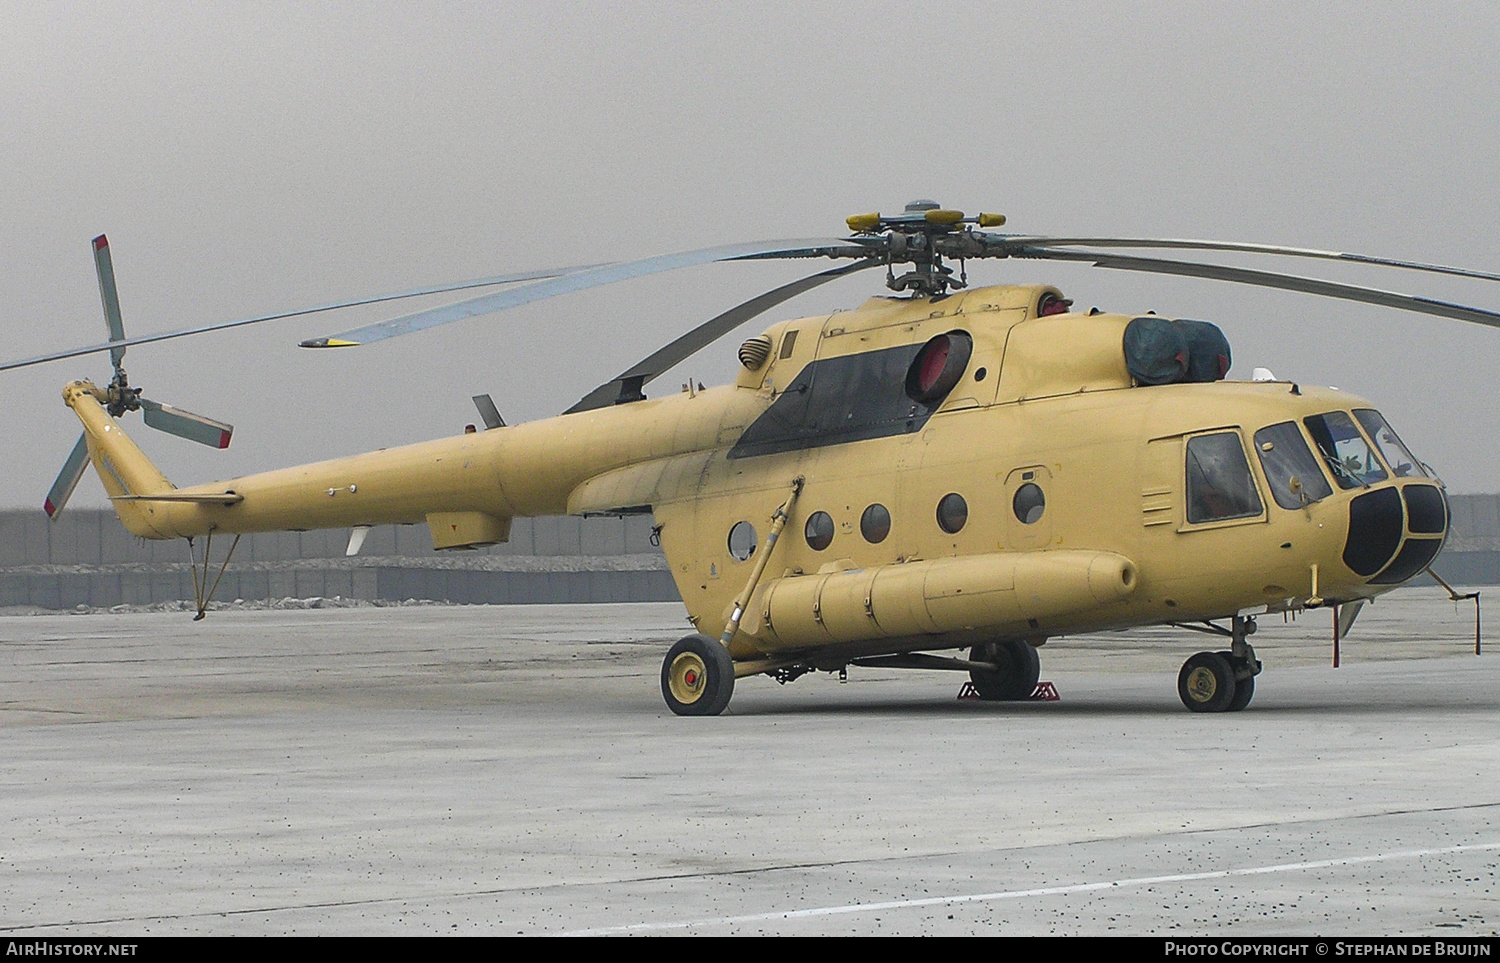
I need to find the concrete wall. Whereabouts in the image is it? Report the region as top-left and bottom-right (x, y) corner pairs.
(0, 511), (659, 566)
(0, 511), (676, 608)
(0, 565), (681, 609)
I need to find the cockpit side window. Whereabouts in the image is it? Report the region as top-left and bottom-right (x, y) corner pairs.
(1353, 409), (1427, 478)
(1186, 431), (1264, 524)
(1304, 412), (1388, 489)
(1254, 422), (1334, 509)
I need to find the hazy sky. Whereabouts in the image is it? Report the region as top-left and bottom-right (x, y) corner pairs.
(4, 1), (1499, 511)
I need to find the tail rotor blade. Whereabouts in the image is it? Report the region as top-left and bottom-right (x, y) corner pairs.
(140, 398), (233, 449)
(91, 235), (127, 371)
(44, 433), (91, 518)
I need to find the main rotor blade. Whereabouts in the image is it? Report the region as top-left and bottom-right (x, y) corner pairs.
(301, 238), (866, 348)
(1000, 236), (1500, 284)
(140, 398), (233, 449)
(91, 235), (128, 371)
(0, 262), (610, 374)
(1013, 247), (1500, 329)
(565, 259), (881, 414)
(44, 433), (91, 518)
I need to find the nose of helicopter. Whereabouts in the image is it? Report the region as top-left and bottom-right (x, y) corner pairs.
(1342, 482), (1449, 585)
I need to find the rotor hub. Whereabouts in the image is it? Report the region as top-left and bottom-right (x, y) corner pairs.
(845, 201), (1006, 297)
(104, 368), (141, 417)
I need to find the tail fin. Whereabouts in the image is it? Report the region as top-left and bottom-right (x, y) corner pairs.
(63, 379), (175, 535)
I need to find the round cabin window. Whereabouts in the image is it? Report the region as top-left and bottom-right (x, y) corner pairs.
(905, 332), (973, 405)
(728, 521), (758, 561)
(936, 493), (968, 534)
(804, 511), (834, 551)
(1013, 483), (1046, 524)
(860, 504), (891, 543)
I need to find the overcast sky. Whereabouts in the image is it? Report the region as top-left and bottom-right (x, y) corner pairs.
(3, 1), (1499, 512)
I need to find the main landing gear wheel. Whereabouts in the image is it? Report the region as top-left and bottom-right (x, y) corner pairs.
(968, 639), (1041, 701)
(1178, 651), (1238, 713)
(1213, 649), (1257, 712)
(661, 633), (736, 716)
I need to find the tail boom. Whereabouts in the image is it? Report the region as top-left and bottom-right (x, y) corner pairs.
(63, 379), (751, 543)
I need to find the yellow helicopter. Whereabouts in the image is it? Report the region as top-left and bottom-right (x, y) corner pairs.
(10, 201), (1500, 716)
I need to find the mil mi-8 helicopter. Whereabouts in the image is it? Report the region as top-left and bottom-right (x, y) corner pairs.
(9, 201), (1500, 716)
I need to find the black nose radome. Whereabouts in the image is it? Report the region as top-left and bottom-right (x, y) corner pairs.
(1402, 484), (1448, 535)
(1369, 536), (1444, 585)
(1344, 488), (1403, 577)
(1365, 485), (1450, 586)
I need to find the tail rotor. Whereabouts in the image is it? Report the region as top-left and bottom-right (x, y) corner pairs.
(43, 235), (235, 518)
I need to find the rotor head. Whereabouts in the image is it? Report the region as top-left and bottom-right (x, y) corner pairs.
(845, 201), (1007, 296)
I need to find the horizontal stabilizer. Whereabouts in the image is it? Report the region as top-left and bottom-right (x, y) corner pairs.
(111, 491), (244, 504)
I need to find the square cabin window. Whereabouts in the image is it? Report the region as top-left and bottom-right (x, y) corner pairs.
(1186, 432), (1264, 524)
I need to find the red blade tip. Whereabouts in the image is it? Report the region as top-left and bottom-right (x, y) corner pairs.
(92, 235), (108, 250)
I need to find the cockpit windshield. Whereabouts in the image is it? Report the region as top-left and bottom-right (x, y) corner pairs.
(1353, 409), (1427, 478)
(1254, 422), (1334, 509)
(1303, 411), (1388, 489)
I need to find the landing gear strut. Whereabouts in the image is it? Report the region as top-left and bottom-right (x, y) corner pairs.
(1178, 615), (1261, 712)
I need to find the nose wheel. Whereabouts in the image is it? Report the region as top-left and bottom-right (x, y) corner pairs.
(661, 633), (736, 716)
(1177, 616), (1261, 712)
(1178, 651), (1238, 711)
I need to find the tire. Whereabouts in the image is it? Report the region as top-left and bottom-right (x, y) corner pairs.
(661, 634), (736, 716)
(1225, 670), (1255, 711)
(968, 639), (1041, 701)
(1178, 651), (1237, 713)
(1212, 650), (1258, 712)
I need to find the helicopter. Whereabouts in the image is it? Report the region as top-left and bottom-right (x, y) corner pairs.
(9, 200), (1500, 716)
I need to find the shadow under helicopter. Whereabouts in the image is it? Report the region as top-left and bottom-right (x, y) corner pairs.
(721, 665), (1493, 717)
